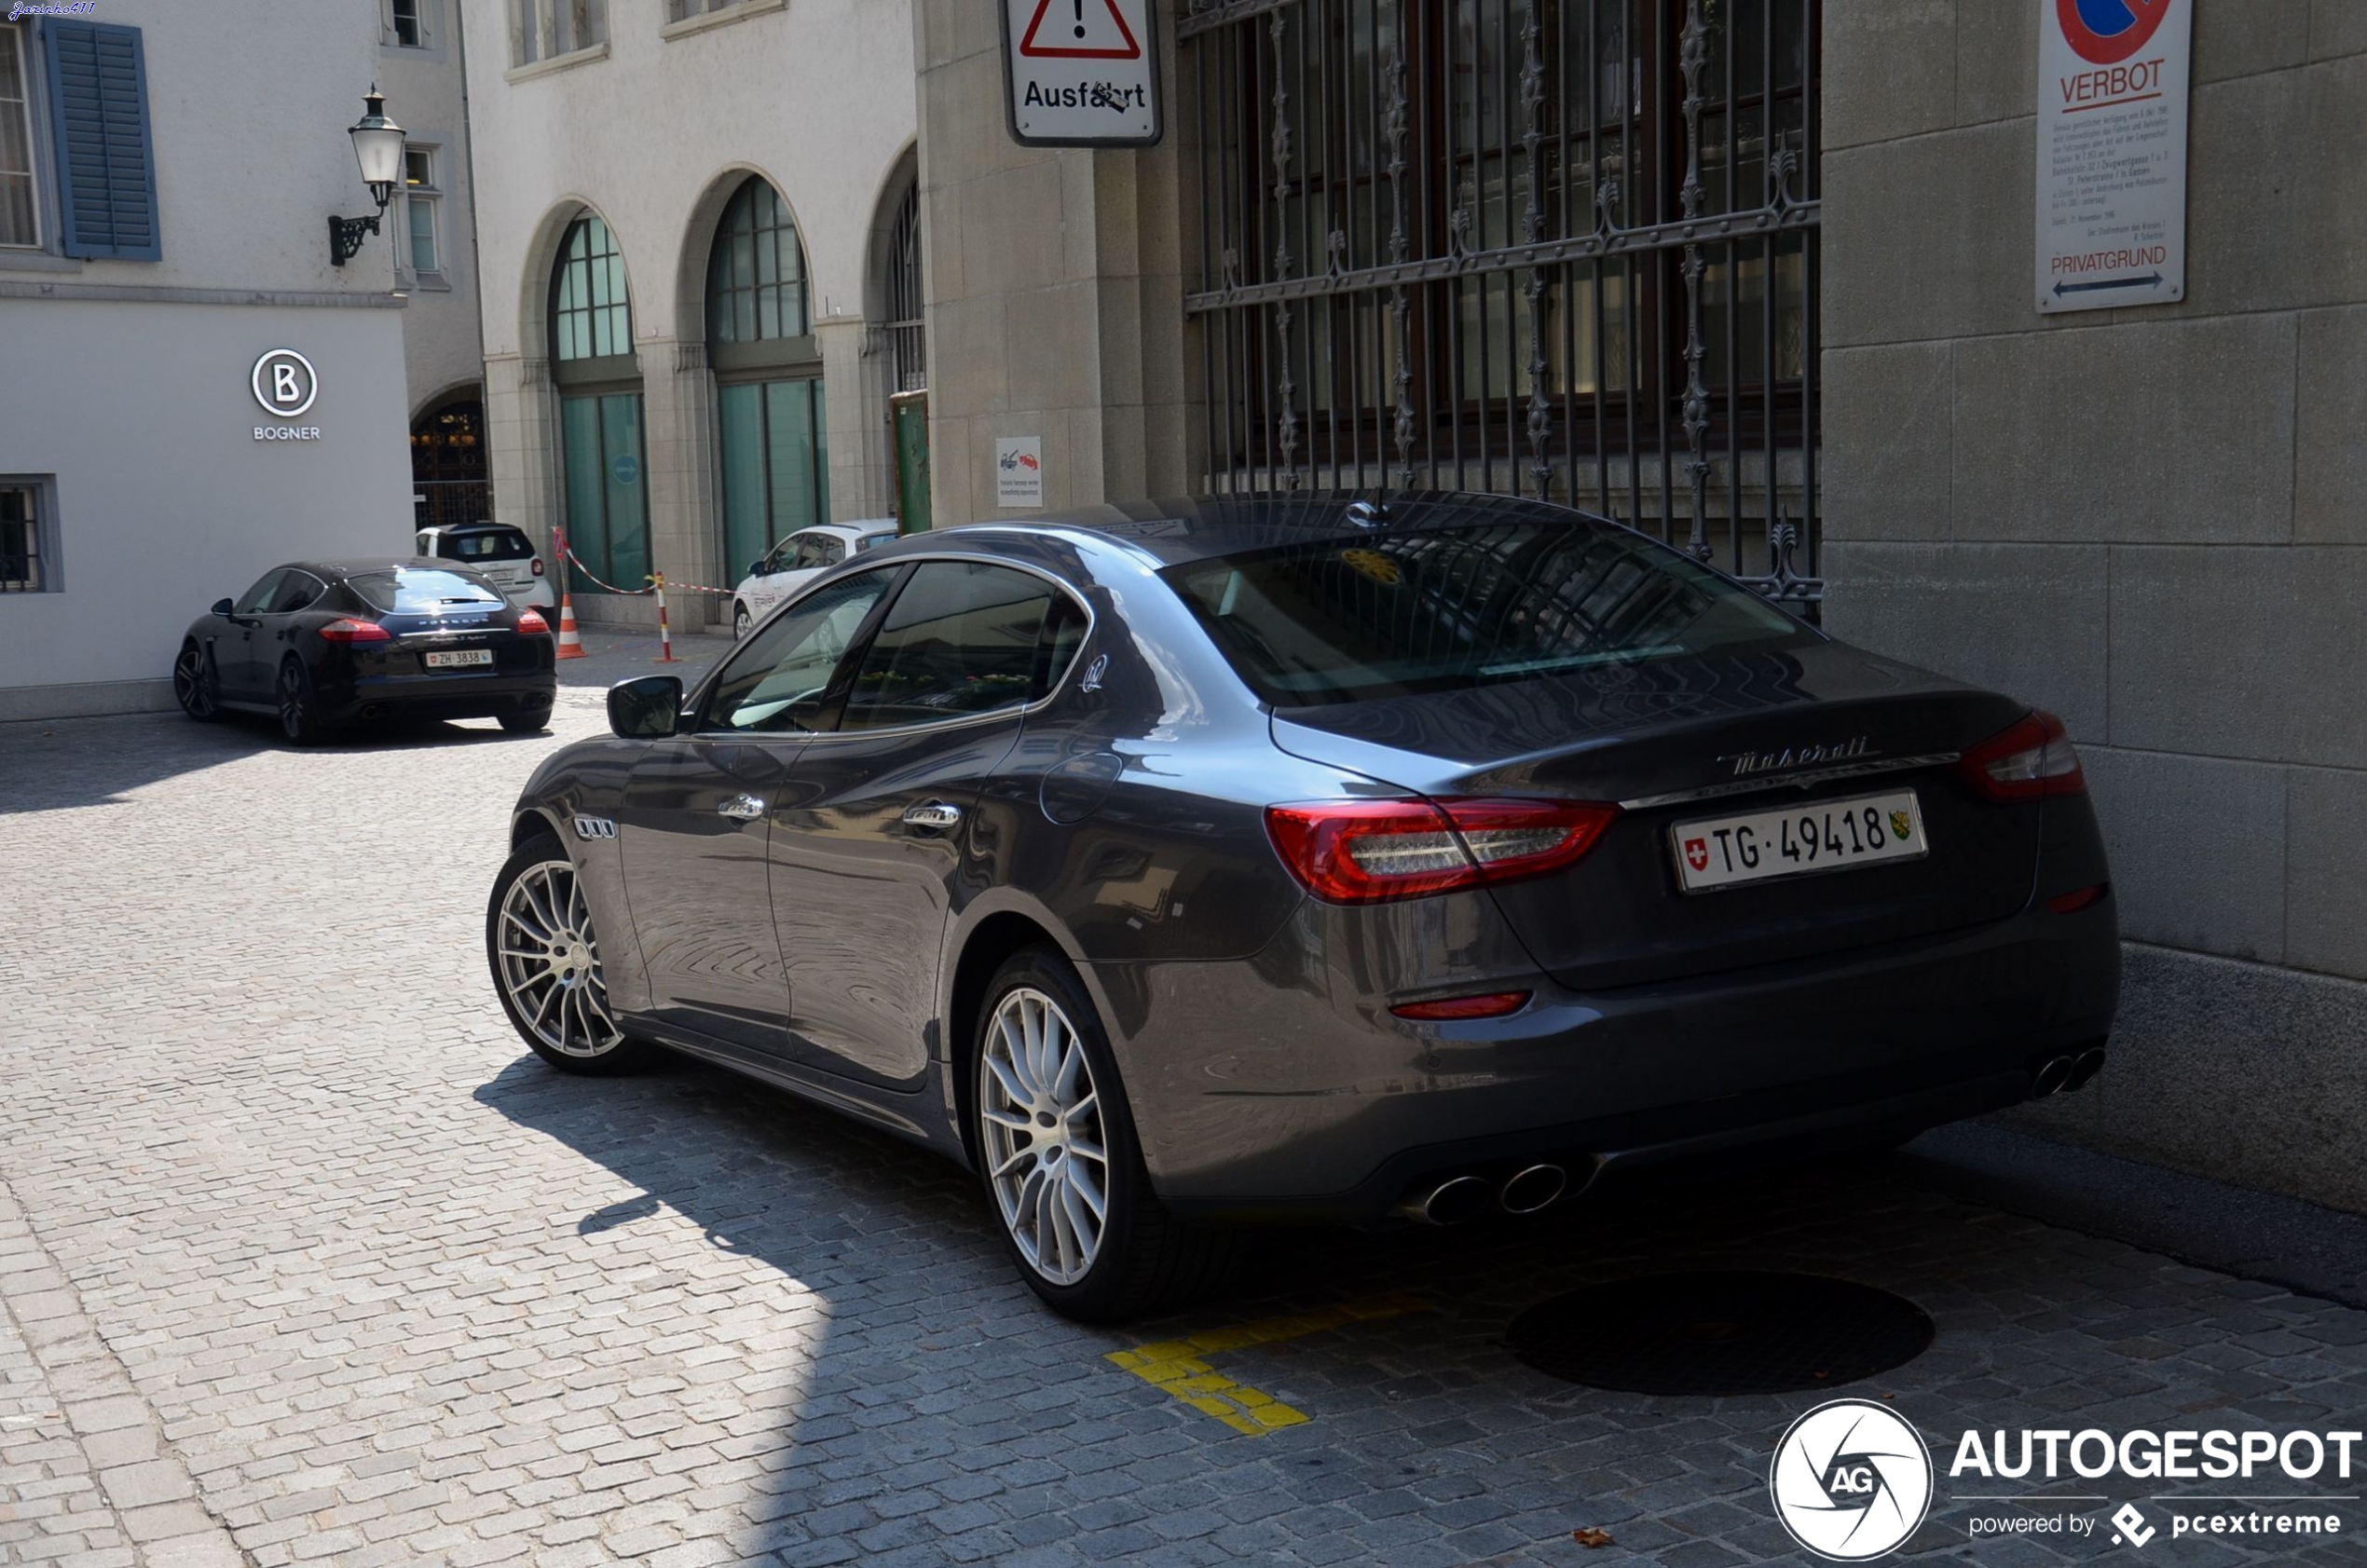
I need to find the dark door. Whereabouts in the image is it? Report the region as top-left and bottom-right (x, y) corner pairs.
(253, 569), (330, 689)
(215, 568), (286, 700)
(770, 560), (1082, 1087)
(617, 566), (898, 1055)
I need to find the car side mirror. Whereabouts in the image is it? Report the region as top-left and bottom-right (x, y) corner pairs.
(212, 597), (234, 617)
(609, 675), (685, 740)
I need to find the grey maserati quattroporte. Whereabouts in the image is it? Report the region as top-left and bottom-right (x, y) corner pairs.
(485, 492), (2119, 1321)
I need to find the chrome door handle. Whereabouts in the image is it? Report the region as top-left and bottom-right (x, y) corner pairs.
(717, 794), (767, 821)
(902, 801), (963, 831)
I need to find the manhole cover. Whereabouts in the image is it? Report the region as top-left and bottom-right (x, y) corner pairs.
(1505, 1271), (1933, 1395)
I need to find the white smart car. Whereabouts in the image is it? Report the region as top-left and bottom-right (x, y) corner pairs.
(414, 524), (557, 611)
(730, 520), (898, 639)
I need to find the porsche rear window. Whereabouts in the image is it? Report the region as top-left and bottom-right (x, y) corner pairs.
(349, 567), (506, 613)
(1163, 521), (1812, 705)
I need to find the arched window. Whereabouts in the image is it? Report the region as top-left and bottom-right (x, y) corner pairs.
(549, 213), (647, 594)
(410, 395), (490, 530)
(705, 177), (828, 583)
(707, 179), (808, 344)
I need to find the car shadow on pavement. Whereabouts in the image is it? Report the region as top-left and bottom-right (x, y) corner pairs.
(0, 710), (548, 815)
(466, 1041), (2222, 1563)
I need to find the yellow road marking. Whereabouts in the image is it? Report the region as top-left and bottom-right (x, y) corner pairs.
(1104, 1295), (1429, 1436)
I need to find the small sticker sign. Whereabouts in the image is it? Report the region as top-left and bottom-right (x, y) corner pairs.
(1003, 0), (1160, 147)
(995, 437), (1045, 509)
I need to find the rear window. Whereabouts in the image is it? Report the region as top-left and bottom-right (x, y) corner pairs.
(854, 531), (892, 553)
(349, 567), (507, 614)
(435, 528), (534, 563)
(1163, 521), (1812, 706)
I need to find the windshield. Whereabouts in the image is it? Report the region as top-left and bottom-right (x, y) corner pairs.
(1163, 520), (1813, 705)
(348, 566), (507, 614)
(438, 529), (533, 562)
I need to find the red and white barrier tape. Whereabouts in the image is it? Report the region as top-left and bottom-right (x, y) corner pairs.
(559, 549), (738, 598)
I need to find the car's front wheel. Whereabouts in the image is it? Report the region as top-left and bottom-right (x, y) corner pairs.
(974, 948), (1238, 1321)
(732, 602), (753, 640)
(486, 834), (651, 1073)
(172, 641), (219, 723)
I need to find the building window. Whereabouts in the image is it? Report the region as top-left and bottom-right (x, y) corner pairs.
(37, 20), (158, 260)
(0, 482), (50, 593)
(705, 177), (828, 583)
(667, 0), (734, 18)
(390, 0), (427, 48)
(511, 0), (606, 66)
(553, 214), (631, 361)
(0, 24), (34, 248)
(412, 396), (491, 531)
(882, 179), (924, 394)
(706, 177), (808, 345)
(551, 213), (645, 594)
(404, 145), (440, 276)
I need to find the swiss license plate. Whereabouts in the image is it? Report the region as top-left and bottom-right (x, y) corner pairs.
(1671, 789), (1927, 893)
(424, 648), (494, 671)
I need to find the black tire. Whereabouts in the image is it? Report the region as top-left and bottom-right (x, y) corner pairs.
(486, 832), (653, 1074)
(732, 603), (753, 641)
(172, 641), (221, 723)
(277, 657), (323, 745)
(971, 947), (1242, 1323)
(499, 702), (554, 734)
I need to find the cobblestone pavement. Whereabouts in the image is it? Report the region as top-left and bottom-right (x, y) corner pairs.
(2, 660), (2364, 1567)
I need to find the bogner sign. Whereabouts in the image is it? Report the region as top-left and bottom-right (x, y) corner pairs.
(2035, 0), (2192, 313)
(1002, 0), (1161, 147)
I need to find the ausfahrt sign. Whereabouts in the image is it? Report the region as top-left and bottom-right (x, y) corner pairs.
(1002, 0), (1161, 148)
(2035, 0), (2192, 313)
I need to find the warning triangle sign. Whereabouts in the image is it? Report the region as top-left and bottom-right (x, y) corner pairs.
(1019, 0), (1142, 60)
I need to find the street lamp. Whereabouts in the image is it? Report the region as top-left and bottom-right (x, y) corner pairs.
(328, 88), (405, 267)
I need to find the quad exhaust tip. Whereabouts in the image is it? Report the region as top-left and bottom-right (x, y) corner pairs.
(2065, 1046), (2107, 1093)
(1397, 1174), (1495, 1226)
(2032, 1056), (2073, 1097)
(1500, 1164), (1567, 1215)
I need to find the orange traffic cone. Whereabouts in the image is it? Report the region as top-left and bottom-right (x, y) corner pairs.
(553, 525), (587, 661)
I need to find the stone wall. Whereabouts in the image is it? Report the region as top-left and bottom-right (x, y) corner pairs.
(1819, 0), (2367, 1207)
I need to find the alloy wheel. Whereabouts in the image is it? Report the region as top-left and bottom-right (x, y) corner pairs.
(278, 663), (308, 742)
(173, 646), (215, 719)
(733, 605), (752, 640)
(979, 987), (1110, 1286)
(495, 859), (623, 1057)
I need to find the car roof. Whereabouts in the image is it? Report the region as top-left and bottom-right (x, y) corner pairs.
(420, 522), (527, 536)
(298, 556), (498, 578)
(928, 490), (1625, 570)
(798, 519), (896, 539)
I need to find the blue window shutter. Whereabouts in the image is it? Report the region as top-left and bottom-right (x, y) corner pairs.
(41, 21), (160, 261)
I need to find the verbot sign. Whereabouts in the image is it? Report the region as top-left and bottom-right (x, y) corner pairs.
(1002, 0), (1160, 147)
(2035, 0), (2191, 313)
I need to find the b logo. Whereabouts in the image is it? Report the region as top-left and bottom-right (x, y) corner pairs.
(2055, 0), (2171, 65)
(1769, 1399), (1933, 1561)
(251, 348), (320, 419)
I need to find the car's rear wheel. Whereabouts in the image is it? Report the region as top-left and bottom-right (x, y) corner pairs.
(277, 657), (322, 745)
(172, 642), (219, 723)
(499, 701), (554, 734)
(974, 948), (1238, 1322)
(732, 603), (752, 640)
(486, 834), (650, 1073)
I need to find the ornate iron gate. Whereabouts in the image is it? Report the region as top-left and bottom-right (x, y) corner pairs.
(1180, 0), (1822, 605)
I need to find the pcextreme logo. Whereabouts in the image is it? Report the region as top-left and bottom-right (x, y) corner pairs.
(1769, 1400), (1935, 1561)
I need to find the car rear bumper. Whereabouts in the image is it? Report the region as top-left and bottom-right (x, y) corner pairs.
(1097, 894), (2120, 1223)
(319, 667), (557, 724)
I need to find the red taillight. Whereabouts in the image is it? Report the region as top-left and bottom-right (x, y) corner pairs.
(514, 609), (551, 635)
(2047, 882), (2108, 914)
(530, 556), (545, 577)
(1390, 990), (1532, 1021)
(1264, 798), (1621, 905)
(318, 618), (392, 644)
(1957, 709), (2085, 801)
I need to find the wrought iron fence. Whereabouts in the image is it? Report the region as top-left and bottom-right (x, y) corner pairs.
(412, 480), (498, 533)
(1179, 0), (1822, 605)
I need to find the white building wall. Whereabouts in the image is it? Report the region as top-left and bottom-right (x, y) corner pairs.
(0, 1), (420, 720)
(459, 0), (916, 627)
(375, 0), (487, 420)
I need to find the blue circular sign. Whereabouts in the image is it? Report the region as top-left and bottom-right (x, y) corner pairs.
(610, 454), (641, 487)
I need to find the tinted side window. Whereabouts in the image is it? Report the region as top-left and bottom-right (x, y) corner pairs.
(234, 570), (285, 615)
(838, 562), (1061, 732)
(706, 568), (896, 733)
(271, 571), (326, 614)
(816, 538), (845, 566)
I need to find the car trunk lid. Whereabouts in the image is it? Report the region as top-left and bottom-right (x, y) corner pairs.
(1271, 642), (2041, 989)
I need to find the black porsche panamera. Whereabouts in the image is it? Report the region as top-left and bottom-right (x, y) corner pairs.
(174, 558), (558, 743)
(485, 492), (2119, 1321)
